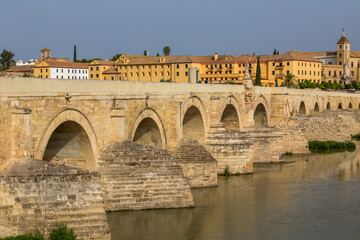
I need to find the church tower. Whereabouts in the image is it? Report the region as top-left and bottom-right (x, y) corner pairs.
(337, 30), (350, 66)
(40, 47), (51, 61)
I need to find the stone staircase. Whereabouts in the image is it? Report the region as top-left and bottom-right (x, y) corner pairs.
(170, 139), (217, 188)
(97, 141), (194, 211)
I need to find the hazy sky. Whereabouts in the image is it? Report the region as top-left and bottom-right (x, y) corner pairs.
(1, 0), (360, 61)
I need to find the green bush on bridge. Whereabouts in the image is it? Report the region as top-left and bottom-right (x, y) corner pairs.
(308, 141), (356, 151)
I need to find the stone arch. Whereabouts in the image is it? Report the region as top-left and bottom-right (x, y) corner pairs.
(326, 102), (331, 110)
(181, 96), (208, 141)
(254, 103), (268, 127)
(219, 96), (241, 130)
(349, 102), (353, 109)
(299, 101), (306, 115)
(338, 102), (343, 109)
(130, 108), (167, 149)
(314, 102), (320, 112)
(35, 108), (99, 171)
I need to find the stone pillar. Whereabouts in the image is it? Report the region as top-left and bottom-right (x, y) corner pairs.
(209, 96), (221, 129)
(108, 107), (125, 144)
(11, 107), (32, 160)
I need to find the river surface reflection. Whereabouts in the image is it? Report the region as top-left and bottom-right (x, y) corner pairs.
(107, 151), (360, 240)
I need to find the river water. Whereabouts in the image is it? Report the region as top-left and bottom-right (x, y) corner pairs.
(107, 151), (360, 240)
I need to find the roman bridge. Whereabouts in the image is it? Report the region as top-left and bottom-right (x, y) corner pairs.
(1, 77), (360, 175)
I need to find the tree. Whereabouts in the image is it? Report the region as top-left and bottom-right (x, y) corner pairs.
(163, 46), (171, 56)
(73, 45), (77, 62)
(273, 49), (277, 55)
(156, 53), (160, 56)
(255, 56), (261, 86)
(0, 49), (15, 71)
(283, 73), (297, 88)
(111, 54), (122, 61)
(144, 50), (147, 56)
(49, 224), (77, 240)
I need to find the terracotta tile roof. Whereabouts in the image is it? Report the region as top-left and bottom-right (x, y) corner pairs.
(102, 67), (118, 74)
(116, 55), (193, 65)
(35, 61), (88, 69)
(6, 65), (35, 73)
(351, 51), (360, 58)
(40, 47), (50, 52)
(260, 51), (322, 62)
(90, 60), (115, 66)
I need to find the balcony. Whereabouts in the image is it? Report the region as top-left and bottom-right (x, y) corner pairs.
(275, 65), (284, 70)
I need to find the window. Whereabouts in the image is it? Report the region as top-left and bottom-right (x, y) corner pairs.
(310, 63), (311, 67)
(287, 62), (290, 66)
(302, 63), (303, 67)
(272, 63), (275, 66)
(309, 71), (311, 75)
(104, 77), (106, 80)
(298, 70), (300, 74)
(176, 72), (179, 76)
(68, 70), (70, 73)
(56, 69), (58, 73)
(340, 71), (342, 76)
(40, 69), (43, 73)
(96, 74), (99, 78)
(305, 71), (307, 75)
(112, 77), (114, 80)
(351, 71), (354, 76)
(61, 69), (63, 73)
(339, 53), (342, 58)
(287, 70), (290, 75)
(339, 45), (343, 49)
(328, 71), (331, 76)
(185, 72), (188, 76)
(75, 70), (77, 73)
(90, 67), (93, 71)
(90, 74), (93, 78)
(96, 67), (99, 71)
(272, 71), (275, 75)
(176, 64), (179, 69)
(305, 63), (306, 67)
(351, 62), (354, 68)
(301, 70), (303, 75)
(339, 61), (342, 65)
(185, 64), (188, 68)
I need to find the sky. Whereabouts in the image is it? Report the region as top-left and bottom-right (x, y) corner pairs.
(1, 0), (360, 61)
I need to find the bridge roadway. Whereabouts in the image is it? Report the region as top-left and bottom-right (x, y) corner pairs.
(0, 77), (360, 173)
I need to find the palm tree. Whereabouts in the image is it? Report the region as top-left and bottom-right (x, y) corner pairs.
(163, 46), (171, 56)
(283, 73), (297, 88)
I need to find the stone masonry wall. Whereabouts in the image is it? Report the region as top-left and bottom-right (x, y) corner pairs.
(98, 141), (194, 211)
(170, 139), (217, 188)
(0, 159), (110, 240)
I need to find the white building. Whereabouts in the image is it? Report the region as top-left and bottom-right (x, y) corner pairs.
(16, 59), (37, 66)
(34, 61), (89, 80)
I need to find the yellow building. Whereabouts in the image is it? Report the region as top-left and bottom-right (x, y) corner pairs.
(88, 60), (115, 80)
(94, 31), (360, 86)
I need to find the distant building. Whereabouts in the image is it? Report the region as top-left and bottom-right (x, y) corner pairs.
(34, 47), (88, 79)
(88, 60), (115, 80)
(16, 59), (38, 66)
(5, 65), (35, 77)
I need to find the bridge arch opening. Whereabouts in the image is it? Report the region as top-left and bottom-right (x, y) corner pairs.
(299, 101), (306, 115)
(338, 103), (343, 109)
(349, 102), (353, 109)
(43, 121), (95, 170)
(326, 102), (331, 110)
(220, 104), (240, 130)
(183, 106), (206, 145)
(133, 117), (163, 148)
(254, 103), (268, 127)
(314, 102), (319, 112)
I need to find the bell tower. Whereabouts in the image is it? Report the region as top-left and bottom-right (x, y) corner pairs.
(337, 29), (350, 66)
(40, 46), (51, 61)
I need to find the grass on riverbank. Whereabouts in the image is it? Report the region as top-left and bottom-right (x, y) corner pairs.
(0, 225), (76, 240)
(308, 141), (356, 153)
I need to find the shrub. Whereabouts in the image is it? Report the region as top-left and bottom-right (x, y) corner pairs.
(284, 151), (293, 155)
(308, 140), (356, 151)
(0, 231), (45, 240)
(49, 225), (77, 240)
(224, 166), (230, 177)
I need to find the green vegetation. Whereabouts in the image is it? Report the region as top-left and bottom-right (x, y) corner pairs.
(308, 141), (356, 152)
(75, 58), (102, 63)
(351, 134), (360, 141)
(143, 50), (147, 56)
(297, 80), (360, 90)
(163, 46), (171, 56)
(273, 48), (279, 55)
(284, 151), (293, 155)
(224, 166), (230, 177)
(282, 73), (297, 88)
(111, 54), (122, 61)
(255, 56), (261, 86)
(0, 225), (76, 240)
(0, 49), (15, 71)
(73, 45), (77, 62)
(160, 79), (171, 82)
(22, 73), (31, 78)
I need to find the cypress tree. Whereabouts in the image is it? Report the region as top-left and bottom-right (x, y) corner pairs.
(144, 50), (147, 56)
(273, 48), (277, 55)
(255, 56), (261, 86)
(73, 45), (77, 62)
